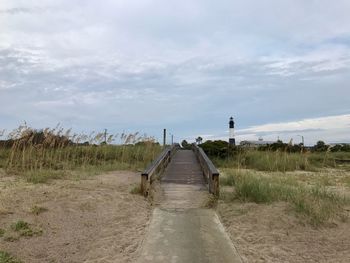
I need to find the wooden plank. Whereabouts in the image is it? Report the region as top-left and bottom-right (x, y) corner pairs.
(141, 144), (177, 196)
(193, 144), (220, 196)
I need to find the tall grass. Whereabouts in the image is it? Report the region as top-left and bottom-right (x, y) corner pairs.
(214, 150), (350, 172)
(220, 169), (349, 226)
(0, 125), (162, 183)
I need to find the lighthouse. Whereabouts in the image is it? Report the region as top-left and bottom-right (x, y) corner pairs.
(229, 117), (235, 145)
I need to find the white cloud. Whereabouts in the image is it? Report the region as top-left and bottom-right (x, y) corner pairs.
(232, 114), (350, 145)
(239, 114), (350, 134)
(0, 1), (350, 143)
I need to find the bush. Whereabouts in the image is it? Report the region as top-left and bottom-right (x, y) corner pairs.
(0, 251), (22, 263)
(313, 141), (329, 152)
(199, 140), (236, 158)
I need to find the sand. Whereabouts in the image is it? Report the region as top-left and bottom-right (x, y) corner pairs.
(217, 201), (350, 263)
(0, 171), (151, 263)
(2, 167), (350, 262)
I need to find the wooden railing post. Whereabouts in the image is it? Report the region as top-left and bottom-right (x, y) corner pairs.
(141, 174), (148, 196)
(192, 144), (220, 196)
(140, 144), (178, 197)
(212, 174), (219, 196)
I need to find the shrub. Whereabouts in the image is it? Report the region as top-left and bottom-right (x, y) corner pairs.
(11, 220), (42, 237)
(199, 140), (236, 158)
(0, 251), (22, 263)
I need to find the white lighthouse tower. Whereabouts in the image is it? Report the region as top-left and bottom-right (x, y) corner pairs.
(229, 117), (235, 145)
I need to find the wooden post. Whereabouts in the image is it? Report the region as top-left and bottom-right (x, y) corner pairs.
(141, 174), (148, 196)
(212, 174), (219, 196)
(163, 129), (166, 147)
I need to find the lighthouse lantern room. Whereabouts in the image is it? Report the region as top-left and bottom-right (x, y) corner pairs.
(229, 117), (235, 146)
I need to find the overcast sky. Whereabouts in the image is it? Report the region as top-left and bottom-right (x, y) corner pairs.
(1, 0), (349, 145)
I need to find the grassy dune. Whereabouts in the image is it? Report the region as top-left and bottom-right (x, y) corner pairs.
(215, 150), (350, 172)
(0, 126), (162, 183)
(220, 169), (349, 226)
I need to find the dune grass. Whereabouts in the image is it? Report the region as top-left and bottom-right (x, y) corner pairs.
(214, 150), (350, 172)
(0, 126), (162, 183)
(1, 144), (161, 183)
(220, 169), (349, 226)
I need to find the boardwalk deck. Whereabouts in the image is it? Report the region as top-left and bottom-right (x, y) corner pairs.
(162, 150), (205, 185)
(138, 149), (242, 263)
(160, 150), (208, 209)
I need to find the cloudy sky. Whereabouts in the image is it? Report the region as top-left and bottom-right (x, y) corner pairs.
(1, 0), (349, 145)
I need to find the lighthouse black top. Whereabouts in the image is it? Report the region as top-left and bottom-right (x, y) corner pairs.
(229, 117), (234, 129)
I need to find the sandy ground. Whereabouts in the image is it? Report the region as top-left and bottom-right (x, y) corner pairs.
(217, 169), (350, 262)
(218, 201), (350, 263)
(0, 171), (151, 263)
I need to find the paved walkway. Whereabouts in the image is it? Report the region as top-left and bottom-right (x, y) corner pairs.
(138, 150), (242, 263)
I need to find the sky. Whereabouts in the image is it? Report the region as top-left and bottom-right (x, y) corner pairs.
(0, 0), (350, 145)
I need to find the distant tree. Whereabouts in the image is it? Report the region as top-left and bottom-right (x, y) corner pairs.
(181, 140), (191, 149)
(259, 140), (286, 151)
(200, 140), (233, 158)
(342, 144), (350, 152)
(195, 136), (203, 145)
(313, 140), (328, 152)
(330, 144), (350, 152)
(330, 144), (342, 152)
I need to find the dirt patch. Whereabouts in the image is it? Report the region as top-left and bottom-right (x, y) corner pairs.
(0, 171), (151, 263)
(217, 201), (350, 263)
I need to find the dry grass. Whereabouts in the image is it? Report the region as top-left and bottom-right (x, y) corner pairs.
(0, 125), (162, 183)
(220, 169), (349, 226)
(215, 150), (350, 172)
(30, 205), (48, 215)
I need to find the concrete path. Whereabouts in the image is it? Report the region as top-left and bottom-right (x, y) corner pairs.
(138, 150), (242, 263)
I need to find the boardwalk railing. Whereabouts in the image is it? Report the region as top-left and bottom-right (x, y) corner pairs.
(192, 144), (220, 196)
(141, 144), (178, 196)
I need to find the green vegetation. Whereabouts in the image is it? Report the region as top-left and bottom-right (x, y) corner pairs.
(11, 220), (29, 232)
(220, 169), (349, 226)
(0, 251), (22, 263)
(0, 126), (162, 183)
(217, 150), (309, 171)
(180, 140), (192, 150)
(199, 139), (350, 172)
(11, 220), (42, 237)
(213, 150), (350, 172)
(0, 228), (4, 237)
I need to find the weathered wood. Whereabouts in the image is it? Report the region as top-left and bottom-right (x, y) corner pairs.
(192, 144), (220, 196)
(141, 144), (178, 196)
(335, 159), (350, 164)
(141, 174), (148, 195)
(212, 174), (219, 196)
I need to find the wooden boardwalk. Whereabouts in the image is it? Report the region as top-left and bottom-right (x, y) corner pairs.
(162, 150), (205, 185)
(160, 150), (208, 209)
(138, 149), (242, 263)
